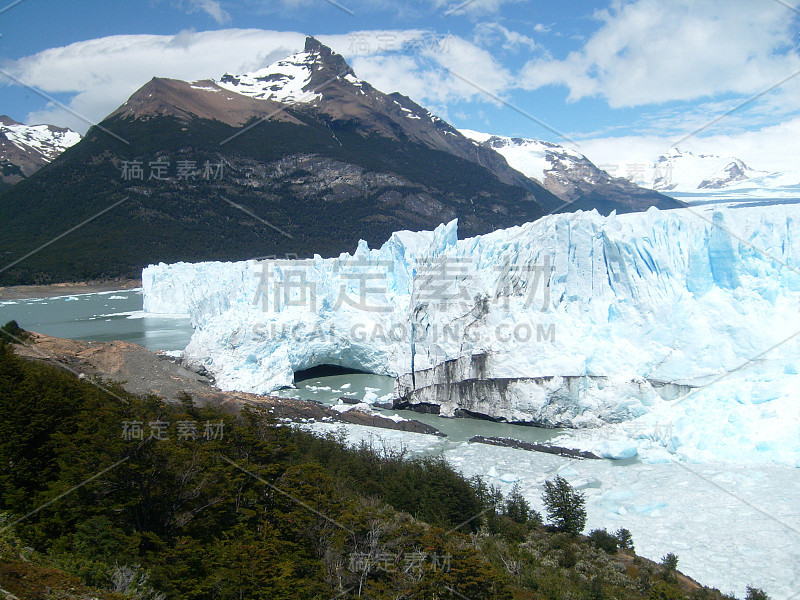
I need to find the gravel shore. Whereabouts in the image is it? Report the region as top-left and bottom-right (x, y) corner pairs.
(0, 279), (141, 300)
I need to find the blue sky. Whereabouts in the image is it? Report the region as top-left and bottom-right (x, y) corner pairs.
(2, 0), (799, 169)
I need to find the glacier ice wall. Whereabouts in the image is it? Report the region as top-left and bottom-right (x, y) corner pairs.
(143, 205), (800, 464)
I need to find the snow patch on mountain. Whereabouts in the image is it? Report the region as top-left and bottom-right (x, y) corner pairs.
(460, 128), (585, 184)
(648, 148), (768, 191)
(0, 117), (81, 162)
(216, 38), (365, 106)
(218, 52), (322, 104)
(459, 129), (678, 213)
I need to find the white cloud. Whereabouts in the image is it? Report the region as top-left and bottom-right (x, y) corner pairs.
(432, 0), (523, 17)
(8, 30), (307, 132)
(317, 30), (433, 59)
(184, 0), (231, 23)
(7, 28), (512, 133)
(578, 117), (800, 174)
(520, 0), (800, 108)
(331, 30), (513, 104)
(473, 22), (540, 53)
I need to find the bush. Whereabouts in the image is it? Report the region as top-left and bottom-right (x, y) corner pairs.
(745, 587), (770, 600)
(650, 580), (687, 600)
(588, 528), (619, 554)
(661, 553), (679, 571)
(542, 475), (586, 534)
(0, 320), (28, 344)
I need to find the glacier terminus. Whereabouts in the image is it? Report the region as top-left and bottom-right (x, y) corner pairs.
(143, 203), (800, 468)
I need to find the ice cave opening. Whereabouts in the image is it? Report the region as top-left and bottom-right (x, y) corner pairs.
(293, 364), (376, 383)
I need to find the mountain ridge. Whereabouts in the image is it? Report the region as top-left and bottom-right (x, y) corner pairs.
(459, 129), (683, 213)
(648, 148), (769, 191)
(0, 116), (81, 190)
(0, 37), (675, 285)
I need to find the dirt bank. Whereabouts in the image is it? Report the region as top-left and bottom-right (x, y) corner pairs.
(10, 331), (442, 436)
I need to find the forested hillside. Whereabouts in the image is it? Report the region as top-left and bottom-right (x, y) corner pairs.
(0, 326), (745, 599)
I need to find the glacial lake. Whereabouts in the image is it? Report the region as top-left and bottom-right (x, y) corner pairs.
(0, 289), (193, 351)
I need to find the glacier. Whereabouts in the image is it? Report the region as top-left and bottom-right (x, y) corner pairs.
(143, 204), (800, 466)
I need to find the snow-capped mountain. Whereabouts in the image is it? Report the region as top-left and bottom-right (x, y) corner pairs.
(460, 129), (681, 213)
(0, 116), (80, 188)
(460, 129), (594, 185)
(111, 37), (539, 195)
(217, 39), (348, 105)
(2, 37), (564, 284)
(213, 38), (547, 194)
(647, 148), (768, 191)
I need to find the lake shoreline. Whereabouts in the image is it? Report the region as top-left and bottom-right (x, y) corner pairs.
(0, 278), (142, 301)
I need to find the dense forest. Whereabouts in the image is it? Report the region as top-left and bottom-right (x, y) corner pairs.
(0, 323), (763, 599)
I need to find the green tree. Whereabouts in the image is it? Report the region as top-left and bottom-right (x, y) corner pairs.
(660, 552), (680, 584)
(504, 483), (541, 526)
(745, 587), (770, 600)
(588, 528), (618, 554)
(615, 527), (635, 552)
(661, 553), (679, 571)
(541, 475), (586, 534)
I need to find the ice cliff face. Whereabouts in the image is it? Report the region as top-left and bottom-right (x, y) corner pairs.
(143, 205), (800, 464)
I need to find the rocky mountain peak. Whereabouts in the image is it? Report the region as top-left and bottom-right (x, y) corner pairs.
(304, 36), (355, 79)
(217, 37), (357, 105)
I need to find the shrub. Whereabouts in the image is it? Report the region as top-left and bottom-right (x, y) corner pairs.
(0, 320), (28, 344)
(588, 528), (619, 554)
(745, 587), (770, 600)
(650, 580), (687, 600)
(660, 553), (680, 584)
(661, 553), (679, 571)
